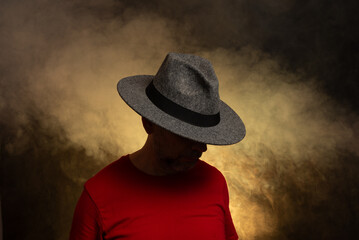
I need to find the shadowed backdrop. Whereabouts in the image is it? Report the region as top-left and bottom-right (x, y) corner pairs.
(0, 0), (358, 239)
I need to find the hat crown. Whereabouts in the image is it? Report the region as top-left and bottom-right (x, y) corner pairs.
(153, 53), (220, 115)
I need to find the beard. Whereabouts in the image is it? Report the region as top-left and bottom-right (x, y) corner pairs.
(162, 154), (200, 173)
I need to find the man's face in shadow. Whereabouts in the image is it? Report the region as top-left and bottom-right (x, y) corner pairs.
(151, 124), (207, 174)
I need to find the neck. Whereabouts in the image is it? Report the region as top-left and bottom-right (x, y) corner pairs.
(129, 137), (167, 176)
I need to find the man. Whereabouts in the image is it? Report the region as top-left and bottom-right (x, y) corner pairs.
(70, 53), (246, 240)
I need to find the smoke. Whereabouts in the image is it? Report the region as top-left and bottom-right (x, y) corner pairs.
(203, 48), (358, 239)
(0, 0), (358, 240)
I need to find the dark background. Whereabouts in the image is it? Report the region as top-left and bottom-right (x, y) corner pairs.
(1, 0), (358, 239)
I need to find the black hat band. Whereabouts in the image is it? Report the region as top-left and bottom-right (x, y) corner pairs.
(145, 81), (220, 127)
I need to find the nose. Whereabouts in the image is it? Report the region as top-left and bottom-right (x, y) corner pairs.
(191, 142), (207, 153)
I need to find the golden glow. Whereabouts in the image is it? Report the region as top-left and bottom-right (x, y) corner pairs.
(34, 34), (355, 239)
(1, 2), (358, 239)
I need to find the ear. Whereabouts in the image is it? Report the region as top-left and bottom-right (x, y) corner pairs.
(141, 117), (154, 134)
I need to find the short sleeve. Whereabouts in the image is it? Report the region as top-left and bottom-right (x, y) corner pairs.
(69, 188), (103, 240)
(223, 180), (239, 240)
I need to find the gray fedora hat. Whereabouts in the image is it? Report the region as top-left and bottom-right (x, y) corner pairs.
(117, 52), (245, 145)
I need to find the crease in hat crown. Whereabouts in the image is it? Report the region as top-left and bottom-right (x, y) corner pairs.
(153, 53), (220, 115)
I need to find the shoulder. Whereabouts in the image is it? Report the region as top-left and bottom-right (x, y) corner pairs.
(195, 160), (227, 184)
(198, 160), (225, 175)
(84, 155), (130, 195)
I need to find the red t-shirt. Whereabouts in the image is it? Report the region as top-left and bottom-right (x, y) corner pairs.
(70, 155), (238, 240)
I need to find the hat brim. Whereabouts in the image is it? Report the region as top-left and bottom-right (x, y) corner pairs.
(117, 75), (246, 145)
